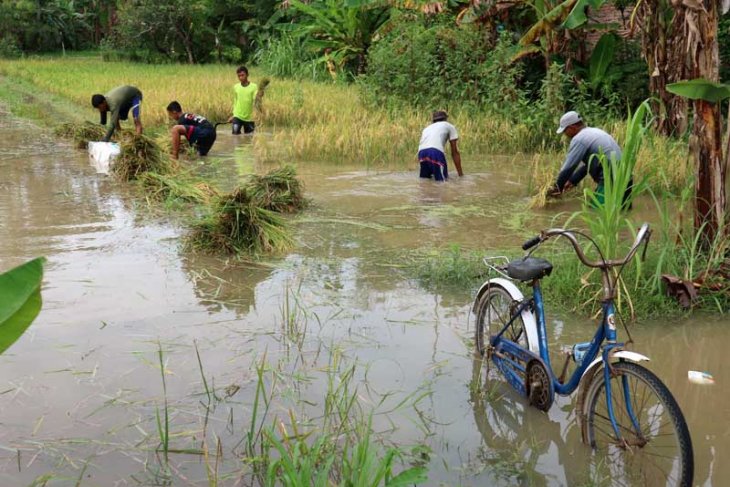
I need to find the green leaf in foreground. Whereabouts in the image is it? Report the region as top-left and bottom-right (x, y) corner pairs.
(0, 257), (45, 354)
(667, 79), (730, 103)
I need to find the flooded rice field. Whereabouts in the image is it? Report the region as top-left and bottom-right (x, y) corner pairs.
(1, 110), (729, 486)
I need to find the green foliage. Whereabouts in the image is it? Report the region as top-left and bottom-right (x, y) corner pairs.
(287, 0), (391, 76)
(363, 16), (518, 110)
(0, 258), (45, 354)
(0, 36), (22, 59)
(0, 0), (93, 53)
(667, 78), (730, 102)
(253, 34), (329, 81)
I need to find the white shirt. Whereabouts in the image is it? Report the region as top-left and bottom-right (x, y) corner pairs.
(418, 121), (459, 153)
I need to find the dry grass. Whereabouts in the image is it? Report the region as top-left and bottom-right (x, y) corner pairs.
(54, 121), (106, 149)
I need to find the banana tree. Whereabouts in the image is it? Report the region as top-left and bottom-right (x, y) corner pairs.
(0, 258), (44, 355)
(286, 0), (391, 75)
(668, 78), (729, 245)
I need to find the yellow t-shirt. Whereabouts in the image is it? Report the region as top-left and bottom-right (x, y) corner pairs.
(232, 82), (258, 121)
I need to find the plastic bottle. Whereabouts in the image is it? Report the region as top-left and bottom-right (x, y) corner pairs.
(687, 371), (715, 385)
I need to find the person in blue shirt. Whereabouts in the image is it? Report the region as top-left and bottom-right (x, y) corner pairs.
(549, 111), (632, 207)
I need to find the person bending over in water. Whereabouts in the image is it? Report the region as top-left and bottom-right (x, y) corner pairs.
(417, 110), (463, 182)
(91, 85), (143, 142)
(166, 101), (217, 160)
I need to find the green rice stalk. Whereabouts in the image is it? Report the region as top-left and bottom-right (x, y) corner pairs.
(138, 172), (218, 205)
(190, 187), (293, 254)
(245, 165), (306, 213)
(54, 122), (106, 149)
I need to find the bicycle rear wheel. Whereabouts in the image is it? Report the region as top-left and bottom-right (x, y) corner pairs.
(474, 283), (531, 357)
(583, 362), (693, 487)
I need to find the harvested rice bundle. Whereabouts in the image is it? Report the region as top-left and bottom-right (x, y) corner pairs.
(54, 122), (106, 149)
(254, 77), (270, 112)
(191, 187), (292, 254)
(246, 165), (306, 213)
(112, 133), (175, 181)
(138, 172), (218, 205)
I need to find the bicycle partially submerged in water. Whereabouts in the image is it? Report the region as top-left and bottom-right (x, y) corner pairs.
(473, 223), (693, 486)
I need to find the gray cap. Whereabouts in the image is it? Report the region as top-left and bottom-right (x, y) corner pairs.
(432, 110), (448, 122)
(557, 111), (582, 134)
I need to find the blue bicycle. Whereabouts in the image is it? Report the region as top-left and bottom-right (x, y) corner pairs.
(473, 223), (693, 486)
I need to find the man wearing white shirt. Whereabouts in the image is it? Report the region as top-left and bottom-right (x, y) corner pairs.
(417, 110), (463, 182)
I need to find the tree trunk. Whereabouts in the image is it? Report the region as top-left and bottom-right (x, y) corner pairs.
(686, 0), (727, 244)
(637, 0), (689, 136)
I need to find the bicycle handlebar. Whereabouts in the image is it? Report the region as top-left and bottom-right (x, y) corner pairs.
(528, 223), (651, 269)
(522, 235), (541, 251)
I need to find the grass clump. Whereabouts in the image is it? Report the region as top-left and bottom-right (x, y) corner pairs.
(113, 133), (174, 181)
(138, 172), (218, 206)
(245, 165), (306, 213)
(54, 121), (106, 149)
(190, 187), (293, 254)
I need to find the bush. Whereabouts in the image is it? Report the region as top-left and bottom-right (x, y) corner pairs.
(0, 36), (22, 59)
(253, 34), (328, 81)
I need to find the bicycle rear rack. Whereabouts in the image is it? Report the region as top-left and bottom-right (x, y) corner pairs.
(482, 256), (513, 281)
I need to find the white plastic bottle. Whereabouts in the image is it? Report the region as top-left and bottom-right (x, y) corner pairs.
(687, 371), (715, 385)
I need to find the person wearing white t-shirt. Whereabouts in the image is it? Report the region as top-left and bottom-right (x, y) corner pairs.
(417, 110), (463, 182)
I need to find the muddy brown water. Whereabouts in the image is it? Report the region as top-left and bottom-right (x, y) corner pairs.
(0, 111), (728, 486)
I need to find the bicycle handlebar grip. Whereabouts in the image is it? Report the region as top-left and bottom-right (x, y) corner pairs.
(522, 235), (541, 251)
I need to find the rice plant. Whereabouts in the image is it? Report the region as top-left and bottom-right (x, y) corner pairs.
(245, 165), (307, 213)
(113, 132), (175, 181)
(190, 187), (293, 254)
(54, 121), (106, 149)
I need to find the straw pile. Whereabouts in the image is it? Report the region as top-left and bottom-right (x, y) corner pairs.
(54, 122), (106, 149)
(245, 165), (306, 213)
(191, 187), (293, 254)
(112, 133), (175, 181)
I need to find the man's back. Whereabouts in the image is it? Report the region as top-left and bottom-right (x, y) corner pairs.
(571, 127), (622, 163)
(418, 121), (458, 153)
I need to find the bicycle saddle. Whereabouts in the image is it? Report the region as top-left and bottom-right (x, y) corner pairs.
(506, 257), (553, 281)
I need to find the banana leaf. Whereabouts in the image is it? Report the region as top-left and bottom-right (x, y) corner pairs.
(0, 257), (44, 354)
(667, 79), (730, 103)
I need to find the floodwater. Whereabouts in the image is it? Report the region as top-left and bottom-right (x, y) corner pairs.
(0, 111), (728, 486)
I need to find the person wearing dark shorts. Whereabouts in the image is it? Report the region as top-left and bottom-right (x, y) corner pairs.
(91, 85), (143, 142)
(417, 110), (462, 181)
(166, 101), (217, 159)
(227, 66), (261, 134)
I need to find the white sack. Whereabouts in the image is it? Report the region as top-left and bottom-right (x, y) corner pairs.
(88, 141), (120, 175)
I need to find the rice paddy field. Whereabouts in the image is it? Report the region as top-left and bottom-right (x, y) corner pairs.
(0, 55), (691, 194)
(0, 55), (728, 486)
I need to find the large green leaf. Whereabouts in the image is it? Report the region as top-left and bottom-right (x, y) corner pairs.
(563, 0), (607, 29)
(667, 79), (730, 102)
(0, 291), (42, 355)
(0, 257), (44, 354)
(0, 257), (44, 325)
(588, 33), (616, 85)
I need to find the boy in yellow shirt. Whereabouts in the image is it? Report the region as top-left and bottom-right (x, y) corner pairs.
(227, 66), (261, 134)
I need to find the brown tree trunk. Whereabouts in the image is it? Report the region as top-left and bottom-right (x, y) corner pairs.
(686, 0), (727, 244)
(637, 0), (689, 136)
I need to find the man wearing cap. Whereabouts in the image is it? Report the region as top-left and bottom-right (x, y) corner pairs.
(550, 111), (631, 206)
(91, 85), (143, 142)
(417, 110), (463, 182)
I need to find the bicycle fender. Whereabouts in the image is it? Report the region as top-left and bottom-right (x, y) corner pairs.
(581, 350), (651, 381)
(473, 278), (539, 354)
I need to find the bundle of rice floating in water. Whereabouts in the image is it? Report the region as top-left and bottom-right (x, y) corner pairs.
(54, 122), (106, 149)
(138, 172), (218, 205)
(246, 165), (306, 213)
(112, 133), (175, 181)
(191, 187), (292, 254)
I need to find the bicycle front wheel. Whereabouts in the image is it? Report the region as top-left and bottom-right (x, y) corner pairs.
(583, 362), (693, 487)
